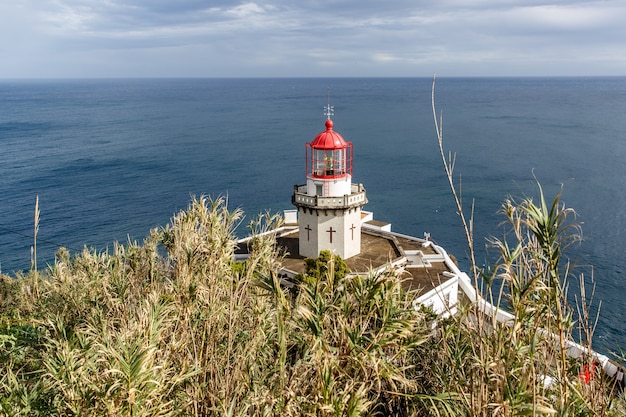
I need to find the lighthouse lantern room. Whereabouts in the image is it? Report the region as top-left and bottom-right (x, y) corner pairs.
(292, 106), (367, 260)
(305, 118), (352, 197)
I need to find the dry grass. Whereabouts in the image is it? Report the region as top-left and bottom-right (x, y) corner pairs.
(1, 191), (625, 415)
(0, 196), (450, 416)
(430, 75), (626, 417)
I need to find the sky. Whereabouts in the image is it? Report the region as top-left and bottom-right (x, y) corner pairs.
(1, 0), (625, 78)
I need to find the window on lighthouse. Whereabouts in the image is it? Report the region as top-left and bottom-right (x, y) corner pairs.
(313, 148), (345, 177)
(324, 150), (334, 175)
(336, 149), (345, 174)
(314, 149), (325, 176)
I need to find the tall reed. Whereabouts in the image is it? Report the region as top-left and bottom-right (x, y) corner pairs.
(430, 75), (625, 416)
(0, 196), (454, 415)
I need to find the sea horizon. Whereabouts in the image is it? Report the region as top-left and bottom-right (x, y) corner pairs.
(2, 74), (626, 81)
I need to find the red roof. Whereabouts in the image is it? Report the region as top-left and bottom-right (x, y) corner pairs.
(309, 119), (348, 149)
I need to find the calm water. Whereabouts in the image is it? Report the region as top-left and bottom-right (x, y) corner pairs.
(1, 77), (625, 354)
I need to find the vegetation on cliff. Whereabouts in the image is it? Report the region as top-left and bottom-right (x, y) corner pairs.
(0, 192), (625, 416)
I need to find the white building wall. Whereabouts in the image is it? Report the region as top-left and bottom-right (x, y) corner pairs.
(298, 206), (362, 259)
(306, 175), (352, 197)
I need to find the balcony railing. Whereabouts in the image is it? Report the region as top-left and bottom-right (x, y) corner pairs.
(292, 183), (367, 209)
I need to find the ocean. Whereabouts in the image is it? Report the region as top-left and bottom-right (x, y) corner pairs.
(1, 77), (625, 355)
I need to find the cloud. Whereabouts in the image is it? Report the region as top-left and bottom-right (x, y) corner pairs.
(1, 0), (626, 77)
(226, 2), (268, 18)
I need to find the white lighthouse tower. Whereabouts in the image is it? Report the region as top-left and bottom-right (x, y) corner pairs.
(292, 106), (367, 259)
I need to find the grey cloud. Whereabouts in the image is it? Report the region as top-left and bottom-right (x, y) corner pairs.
(2, 0), (626, 77)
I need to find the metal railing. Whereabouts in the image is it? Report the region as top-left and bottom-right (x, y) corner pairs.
(292, 183), (367, 209)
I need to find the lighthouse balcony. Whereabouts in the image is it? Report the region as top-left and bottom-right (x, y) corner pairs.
(292, 183), (367, 209)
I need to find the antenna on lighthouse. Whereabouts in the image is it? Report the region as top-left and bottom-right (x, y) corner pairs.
(324, 87), (334, 120)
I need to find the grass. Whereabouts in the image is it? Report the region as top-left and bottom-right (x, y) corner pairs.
(1, 193), (624, 416)
(430, 75), (626, 416)
(0, 197), (442, 415)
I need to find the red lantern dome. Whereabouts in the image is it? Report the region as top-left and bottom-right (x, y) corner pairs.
(306, 119), (353, 179)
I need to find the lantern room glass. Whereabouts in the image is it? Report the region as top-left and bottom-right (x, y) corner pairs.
(312, 148), (347, 178)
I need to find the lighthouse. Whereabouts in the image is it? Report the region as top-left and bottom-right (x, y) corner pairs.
(292, 105), (367, 259)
